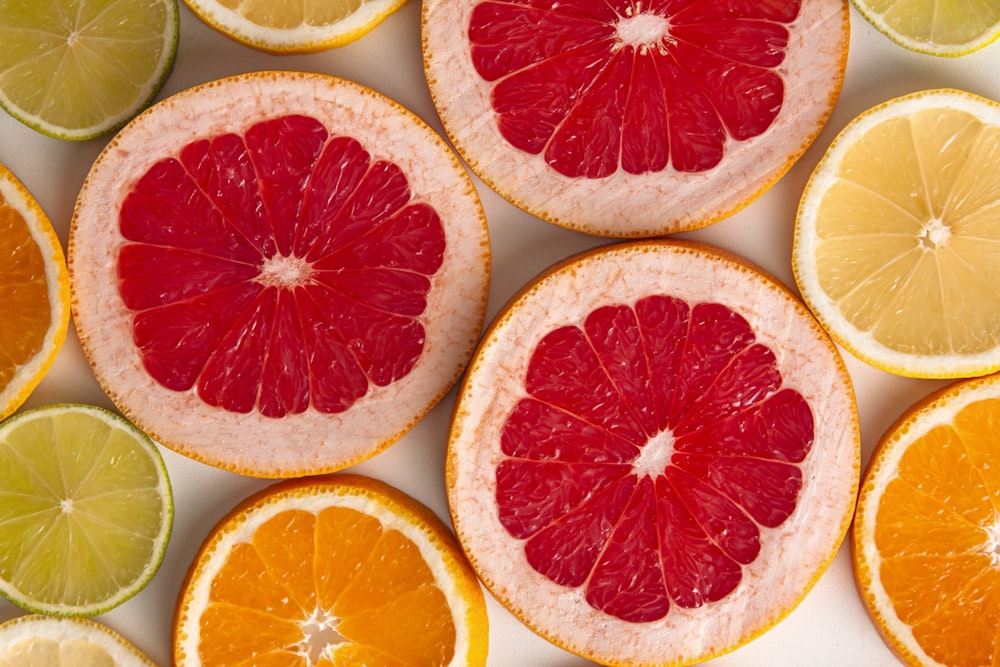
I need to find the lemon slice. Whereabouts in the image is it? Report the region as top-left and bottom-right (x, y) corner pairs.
(793, 88), (1000, 379)
(0, 0), (179, 141)
(183, 0), (408, 53)
(852, 0), (1000, 57)
(0, 403), (173, 616)
(0, 615), (156, 666)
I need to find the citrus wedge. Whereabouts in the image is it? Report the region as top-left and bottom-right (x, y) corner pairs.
(183, 0), (408, 53)
(69, 70), (490, 478)
(422, 0), (849, 237)
(853, 372), (1000, 666)
(447, 240), (860, 665)
(852, 0), (1000, 57)
(0, 162), (70, 421)
(794, 88), (1000, 379)
(0, 403), (173, 616)
(0, 0), (178, 141)
(0, 614), (156, 666)
(173, 474), (488, 666)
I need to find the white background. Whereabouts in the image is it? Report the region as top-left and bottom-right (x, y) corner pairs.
(1, 2), (999, 665)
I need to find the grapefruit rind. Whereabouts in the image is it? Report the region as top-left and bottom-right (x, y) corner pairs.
(68, 70), (490, 478)
(0, 614), (156, 666)
(793, 88), (1000, 379)
(421, 0), (849, 237)
(852, 373), (1000, 667)
(173, 474), (489, 666)
(183, 0), (408, 53)
(0, 163), (70, 421)
(447, 240), (860, 666)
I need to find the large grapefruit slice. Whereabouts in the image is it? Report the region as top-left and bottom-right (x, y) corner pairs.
(447, 240), (860, 665)
(69, 71), (490, 478)
(422, 0), (849, 237)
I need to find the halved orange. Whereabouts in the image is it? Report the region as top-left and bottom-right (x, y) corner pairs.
(68, 70), (491, 478)
(447, 239), (860, 665)
(0, 161), (70, 420)
(853, 372), (1000, 666)
(422, 0), (849, 237)
(173, 474), (488, 666)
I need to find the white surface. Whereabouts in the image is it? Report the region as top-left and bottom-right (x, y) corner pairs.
(1, 3), (997, 666)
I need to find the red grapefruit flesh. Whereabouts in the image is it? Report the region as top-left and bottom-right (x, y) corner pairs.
(69, 71), (491, 478)
(422, 0), (849, 236)
(447, 240), (859, 665)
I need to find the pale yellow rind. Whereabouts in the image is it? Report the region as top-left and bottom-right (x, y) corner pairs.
(0, 615), (156, 667)
(852, 0), (1000, 57)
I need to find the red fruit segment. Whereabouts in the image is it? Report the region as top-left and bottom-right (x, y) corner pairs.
(118, 114), (445, 419)
(470, 0), (800, 177)
(496, 296), (814, 622)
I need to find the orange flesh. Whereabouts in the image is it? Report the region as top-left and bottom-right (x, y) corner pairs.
(874, 398), (1000, 666)
(198, 506), (456, 666)
(0, 198), (50, 390)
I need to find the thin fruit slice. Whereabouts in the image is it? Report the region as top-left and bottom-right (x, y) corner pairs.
(0, 614), (155, 666)
(794, 88), (1000, 379)
(0, 403), (173, 616)
(852, 0), (1000, 57)
(0, 161), (70, 421)
(422, 0), (849, 237)
(853, 373), (1000, 666)
(184, 0), (407, 53)
(69, 70), (490, 478)
(0, 0), (178, 141)
(447, 240), (860, 666)
(173, 474), (488, 667)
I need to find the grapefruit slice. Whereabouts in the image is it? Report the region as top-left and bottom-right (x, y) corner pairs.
(68, 71), (490, 478)
(447, 240), (860, 665)
(422, 0), (849, 237)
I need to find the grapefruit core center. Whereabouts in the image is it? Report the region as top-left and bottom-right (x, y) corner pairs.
(615, 12), (670, 49)
(632, 430), (675, 479)
(256, 254), (316, 288)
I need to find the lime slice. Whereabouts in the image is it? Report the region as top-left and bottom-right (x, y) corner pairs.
(0, 615), (156, 666)
(0, 0), (179, 141)
(0, 403), (173, 616)
(852, 0), (1000, 57)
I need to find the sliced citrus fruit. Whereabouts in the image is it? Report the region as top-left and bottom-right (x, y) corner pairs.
(0, 403), (173, 616)
(183, 0), (407, 53)
(853, 372), (1000, 666)
(852, 0), (1000, 57)
(0, 0), (178, 141)
(794, 88), (1000, 379)
(447, 239), (860, 665)
(69, 70), (490, 478)
(0, 614), (156, 666)
(173, 473), (488, 666)
(422, 0), (849, 237)
(0, 161), (70, 421)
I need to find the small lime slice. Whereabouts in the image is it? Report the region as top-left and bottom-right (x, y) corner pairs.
(0, 0), (179, 141)
(0, 614), (156, 666)
(0, 403), (173, 616)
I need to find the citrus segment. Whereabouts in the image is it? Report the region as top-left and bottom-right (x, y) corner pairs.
(183, 0), (408, 53)
(852, 0), (1000, 56)
(794, 89), (1000, 379)
(0, 403), (172, 616)
(69, 71), (490, 477)
(0, 615), (156, 666)
(853, 373), (1000, 666)
(0, 0), (178, 140)
(423, 0), (849, 236)
(0, 162), (70, 421)
(173, 474), (488, 667)
(448, 240), (860, 665)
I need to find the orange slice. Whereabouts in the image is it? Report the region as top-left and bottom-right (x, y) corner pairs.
(68, 70), (491, 478)
(0, 614), (156, 666)
(422, 0), (849, 237)
(447, 240), (860, 665)
(0, 161), (70, 420)
(173, 474), (489, 666)
(853, 372), (1000, 666)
